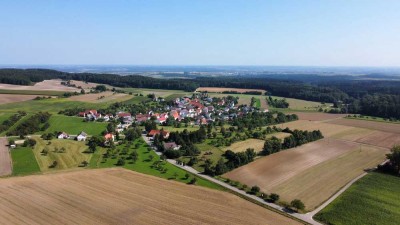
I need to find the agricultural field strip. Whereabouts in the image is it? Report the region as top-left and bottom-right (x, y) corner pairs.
(0, 168), (301, 225)
(0, 138), (12, 176)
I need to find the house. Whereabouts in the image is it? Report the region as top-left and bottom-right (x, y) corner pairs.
(135, 114), (149, 123)
(170, 110), (180, 121)
(76, 131), (87, 141)
(157, 113), (168, 124)
(147, 130), (170, 139)
(104, 133), (115, 142)
(163, 142), (180, 151)
(57, 132), (69, 139)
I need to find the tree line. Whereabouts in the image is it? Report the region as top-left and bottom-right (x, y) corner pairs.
(262, 128), (323, 155)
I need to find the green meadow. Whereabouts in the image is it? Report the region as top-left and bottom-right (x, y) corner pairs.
(10, 146), (41, 176)
(41, 115), (107, 136)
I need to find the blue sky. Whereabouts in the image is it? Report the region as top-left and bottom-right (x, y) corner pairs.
(0, 0), (399, 66)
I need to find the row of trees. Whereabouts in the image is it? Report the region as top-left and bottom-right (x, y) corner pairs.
(204, 148), (257, 176)
(231, 112), (298, 131)
(0, 111), (26, 133)
(267, 96), (289, 108)
(6, 112), (51, 136)
(262, 129), (323, 155)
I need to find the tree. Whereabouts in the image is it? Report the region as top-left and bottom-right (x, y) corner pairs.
(386, 145), (400, 174)
(269, 193), (280, 203)
(95, 85), (107, 92)
(189, 177), (197, 185)
(131, 150), (138, 163)
(290, 199), (305, 211)
(250, 185), (260, 195)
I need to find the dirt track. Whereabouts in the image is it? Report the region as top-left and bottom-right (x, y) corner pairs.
(0, 138), (12, 176)
(0, 168), (300, 225)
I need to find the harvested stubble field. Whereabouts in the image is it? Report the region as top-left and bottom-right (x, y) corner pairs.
(69, 91), (132, 103)
(0, 168), (301, 225)
(0, 94), (39, 105)
(295, 112), (346, 121)
(224, 138), (266, 153)
(0, 80), (78, 92)
(327, 118), (400, 134)
(196, 87), (266, 94)
(224, 139), (387, 210)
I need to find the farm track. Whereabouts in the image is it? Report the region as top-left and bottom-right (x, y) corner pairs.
(0, 138), (12, 176)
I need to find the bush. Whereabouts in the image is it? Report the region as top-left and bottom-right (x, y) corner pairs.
(290, 199), (305, 211)
(269, 193), (280, 203)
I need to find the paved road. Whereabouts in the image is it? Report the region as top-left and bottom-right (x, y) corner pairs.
(143, 134), (369, 225)
(0, 137), (12, 177)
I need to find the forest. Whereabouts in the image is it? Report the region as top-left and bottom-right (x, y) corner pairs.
(0, 69), (399, 119)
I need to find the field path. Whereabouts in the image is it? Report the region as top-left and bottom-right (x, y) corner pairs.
(0, 137), (12, 176)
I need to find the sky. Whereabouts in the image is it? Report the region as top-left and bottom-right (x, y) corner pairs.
(0, 0), (399, 67)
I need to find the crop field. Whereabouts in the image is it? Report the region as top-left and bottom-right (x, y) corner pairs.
(32, 137), (91, 172)
(223, 139), (388, 210)
(0, 94), (39, 105)
(0, 168), (300, 225)
(327, 118), (400, 134)
(0, 138), (12, 176)
(196, 87), (266, 94)
(69, 91), (133, 103)
(122, 87), (191, 98)
(279, 120), (356, 137)
(10, 146), (41, 176)
(42, 115), (107, 136)
(224, 138), (265, 153)
(315, 172), (400, 225)
(0, 79), (78, 92)
(0, 89), (66, 96)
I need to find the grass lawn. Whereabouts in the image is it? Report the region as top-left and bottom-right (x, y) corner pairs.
(314, 172), (400, 225)
(90, 137), (225, 191)
(10, 146), (41, 176)
(253, 98), (261, 108)
(32, 137), (92, 172)
(41, 114), (107, 136)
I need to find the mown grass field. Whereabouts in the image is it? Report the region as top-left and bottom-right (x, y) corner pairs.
(315, 172), (400, 225)
(90, 138), (225, 190)
(42, 114), (107, 136)
(223, 138), (265, 153)
(269, 96), (332, 112)
(10, 146), (41, 176)
(32, 137), (91, 172)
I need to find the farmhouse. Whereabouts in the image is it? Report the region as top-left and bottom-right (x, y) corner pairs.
(163, 142), (180, 150)
(57, 132), (70, 139)
(76, 131), (87, 141)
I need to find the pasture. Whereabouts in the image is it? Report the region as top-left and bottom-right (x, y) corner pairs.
(315, 172), (400, 225)
(32, 137), (91, 172)
(0, 168), (300, 225)
(10, 146), (41, 176)
(42, 115), (107, 136)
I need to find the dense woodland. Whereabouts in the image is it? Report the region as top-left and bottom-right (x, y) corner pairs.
(1, 69), (399, 119)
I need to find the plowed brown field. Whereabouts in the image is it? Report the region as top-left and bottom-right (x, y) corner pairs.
(0, 168), (300, 225)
